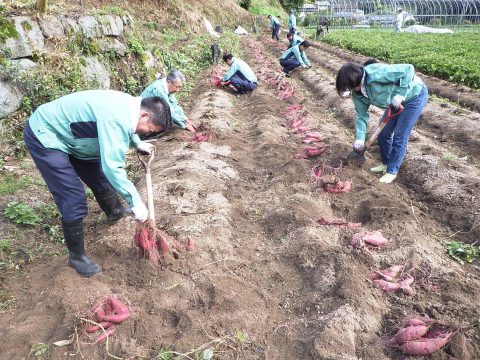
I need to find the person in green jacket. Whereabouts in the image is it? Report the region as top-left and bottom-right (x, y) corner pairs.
(279, 40), (312, 77)
(286, 32), (304, 49)
(288, 10), (296, 35)
(268, 15), (281, 41)
(220, 53), (258, 95)
(24, 90), (173, 277)
(336, 62), (428, 183)
(141, 70), (196, 133)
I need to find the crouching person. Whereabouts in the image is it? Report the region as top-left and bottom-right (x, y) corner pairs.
(141, 70), (196, 133)
(279, 40), (312, 77)
(221, 53), (258, 95)
(24, 90), (173, 277)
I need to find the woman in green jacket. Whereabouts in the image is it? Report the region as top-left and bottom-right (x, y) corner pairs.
(336, 62), (428, 183)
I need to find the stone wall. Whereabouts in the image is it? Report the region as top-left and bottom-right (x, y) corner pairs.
(0, 13), (159, 120)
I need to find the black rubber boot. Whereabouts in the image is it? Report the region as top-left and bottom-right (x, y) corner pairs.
(93, 187), (131, 222)
(62, 219), (102, 277)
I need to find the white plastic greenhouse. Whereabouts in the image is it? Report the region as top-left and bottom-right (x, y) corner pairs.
(300, 0), (480, 27)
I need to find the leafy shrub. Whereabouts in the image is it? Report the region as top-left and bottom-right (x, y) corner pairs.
(239, 0), (252, 10)
(4, 202), (41, 226)
(446, 241), (479, 264)
(127, 38), (144, 55)
(0, 9), (18, 43)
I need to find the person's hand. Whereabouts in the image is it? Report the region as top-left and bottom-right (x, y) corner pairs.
(185, 119), (197, 132)
(132, 202), (148, 222)
(136, 141), (155, 155)
(353, 140), (365, 153)
(391, 95), (405, 110)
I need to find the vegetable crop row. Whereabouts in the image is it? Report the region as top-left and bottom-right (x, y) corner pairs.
(320, 29), (480, 89)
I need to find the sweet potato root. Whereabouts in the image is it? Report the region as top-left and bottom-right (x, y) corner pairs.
(397, 333), (453, 355)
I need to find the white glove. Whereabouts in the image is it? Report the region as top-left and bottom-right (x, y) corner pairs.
(136, 142), (155, 155)
(132, 202), (148, 222)
(353, 139), (365, 153)
(391, 95), (405, 110)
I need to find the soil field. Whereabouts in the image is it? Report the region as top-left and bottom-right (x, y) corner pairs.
(0, 35), (479, 360)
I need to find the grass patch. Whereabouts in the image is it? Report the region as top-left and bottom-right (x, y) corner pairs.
(0, 174), (31, 196)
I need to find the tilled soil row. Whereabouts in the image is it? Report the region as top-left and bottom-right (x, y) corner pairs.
(307, 43), (480, 161)
(260, 39), (480, 243)
(312, 41), (480, 113)
(256, 35), (480, 359)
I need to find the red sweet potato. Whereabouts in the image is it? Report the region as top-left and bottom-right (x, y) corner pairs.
(391, 325), (430, 345)
(85, 321), (114, 334)
(380, 265), (404, 279)
(187, 237), (194, 252)
(363, 232), (388, 247)
(108, 297), (129, 315)
(402, 317), (430, 327)
(95, 327), (117, 344)
(372, 279), (401, 292)
(352, 231), (388, 248)
(100, 312), (130, 325)
(397, 333), (453, 355)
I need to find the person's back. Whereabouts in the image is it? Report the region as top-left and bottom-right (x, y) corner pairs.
(30, 90), (133, 158)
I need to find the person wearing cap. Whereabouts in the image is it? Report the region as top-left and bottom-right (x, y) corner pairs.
(286, 32), (304, 49)
(335, 62), (428, 183)
(288, 10), (296, 35)
(279, 40), (312, 77)
(24, 90), (173, 277)
(220, 53), (258, 95)
(141, 70), (197, 133)
(268, 15), (281, 41)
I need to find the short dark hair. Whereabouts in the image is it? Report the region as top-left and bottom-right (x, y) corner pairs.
(287, 33), (293, 38)
(363, 58), (378, 66)
(141, 96), (173, 132)
(223, 53), (233, 62)
(299, 40), (311, 48)
(335, 62), (364, 94)
(268, 15), (272, 18)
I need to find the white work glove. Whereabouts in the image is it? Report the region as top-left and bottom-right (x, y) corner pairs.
(391, 95), (405, 110)
(132, 202), (148, 222)
(353, 139), (365, 153)
(136, 141), (155, 155)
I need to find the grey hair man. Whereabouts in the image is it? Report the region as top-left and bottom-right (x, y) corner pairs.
(140, 70), (196, 132)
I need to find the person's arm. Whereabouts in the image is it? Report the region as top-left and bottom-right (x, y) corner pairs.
(222, 62), (239, 82)
(168, 94), (188, 129)
(301, 51), (311, 67)
(130, 134), (141, 147)
(352, 95), (370, 141)
(96, 120), (142, 208)
(293, 46), (306, 67)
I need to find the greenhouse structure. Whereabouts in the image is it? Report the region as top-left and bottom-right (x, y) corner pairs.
(300, 0), (480, 27)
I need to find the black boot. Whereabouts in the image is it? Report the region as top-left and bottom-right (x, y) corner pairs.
(93, 187), (131, 222)
(62, 219), (102, 277)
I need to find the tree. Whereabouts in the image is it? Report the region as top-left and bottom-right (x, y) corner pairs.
(36, 0), (48, 12)
(280, 0), (304, 11)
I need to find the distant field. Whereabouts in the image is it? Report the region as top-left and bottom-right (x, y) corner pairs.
(308, 29), (480, 89)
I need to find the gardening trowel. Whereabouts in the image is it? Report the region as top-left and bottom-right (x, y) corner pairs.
(345, 105), (404, 165)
